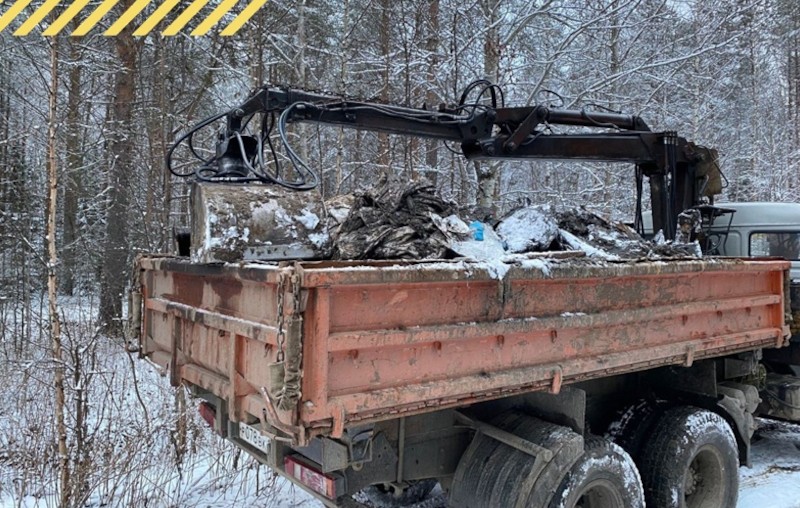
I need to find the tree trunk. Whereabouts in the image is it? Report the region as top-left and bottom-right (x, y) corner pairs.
(99, 9), (139, 336)
(62, 35), (83, 296)
(157, 41), (174, 251)
(335, 0), (351, 193)
(787, 1), (800, 180)
(145, 37), (171, 251)
(250, 8), (266, 88)
(601, 0), (620, 214)
(296, 0), (309, 167)
(0, 53), (7, 173)
(425, 0), (440, 186)
(476, 0), (501, 213)
(377, 0), (392, 170)
(173, 386), (188, 468)
(46, 35), (70, 508)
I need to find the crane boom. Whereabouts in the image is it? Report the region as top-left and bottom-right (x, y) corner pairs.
(166, 83), (722, 240)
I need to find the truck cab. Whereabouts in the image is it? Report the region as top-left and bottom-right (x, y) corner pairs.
(706, 202), (800, 281)
(642, 201), (800, 280)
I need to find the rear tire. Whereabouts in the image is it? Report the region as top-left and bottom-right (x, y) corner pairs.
(549, 437), (644, 508)
(639, 406), (738, 508)
(448, 411), (584, 508)
(606, 398), (668, 463)
(362, 479), (438, 507)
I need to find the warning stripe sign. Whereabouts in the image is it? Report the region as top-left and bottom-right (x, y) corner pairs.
(0, 0), (267, 36)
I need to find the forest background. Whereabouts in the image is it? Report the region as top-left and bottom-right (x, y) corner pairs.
(0, 0), (799, 506)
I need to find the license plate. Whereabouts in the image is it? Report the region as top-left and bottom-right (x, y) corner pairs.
(239, 422), (271, 455)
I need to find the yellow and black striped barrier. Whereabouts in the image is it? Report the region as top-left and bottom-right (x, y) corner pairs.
(0, 0), (269, 36)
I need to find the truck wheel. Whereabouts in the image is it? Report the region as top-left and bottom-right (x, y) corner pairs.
(606, 398), (668, 462)
(362, 479), (437, 507)
(639, 406), (738, 508)
(549, 437), (644, 508)
(449, 411), (584, 508)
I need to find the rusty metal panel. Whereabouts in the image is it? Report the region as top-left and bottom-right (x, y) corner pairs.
(296, 258), (790, 436)
(138, 257), (287, 428)
(327, 280), (503, 332)
(136, 255), (791, 445)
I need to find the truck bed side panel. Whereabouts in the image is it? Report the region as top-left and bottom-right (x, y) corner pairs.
(137, 257), (789, 441)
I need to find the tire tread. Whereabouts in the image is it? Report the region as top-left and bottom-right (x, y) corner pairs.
(639, 406), (738, 508)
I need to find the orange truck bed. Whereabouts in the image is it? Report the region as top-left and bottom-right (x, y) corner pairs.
(132, 255), (790, 446)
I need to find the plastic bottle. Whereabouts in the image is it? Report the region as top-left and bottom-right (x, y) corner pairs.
(469, 221), (484, 241)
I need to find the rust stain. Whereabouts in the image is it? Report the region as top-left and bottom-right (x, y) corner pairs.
(388, 290), (409, 306)
(169, 273), (203, 308)
(210, 277), (243, 312)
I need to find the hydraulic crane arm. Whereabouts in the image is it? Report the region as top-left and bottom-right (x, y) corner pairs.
(224, 85), (651, 149)
(166, 83), (721, 239)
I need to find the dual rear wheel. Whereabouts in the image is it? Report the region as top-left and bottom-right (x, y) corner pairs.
(636, 406), (739, 508)
(608, 402), (739, 508)
(449, 405), (738, 508)
(449, 411), (644, 508)
(362, 405), (739, 508)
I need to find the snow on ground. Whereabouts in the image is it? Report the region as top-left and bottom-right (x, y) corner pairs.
(738, 419), (800, 508)
(0, 294), (317, 508)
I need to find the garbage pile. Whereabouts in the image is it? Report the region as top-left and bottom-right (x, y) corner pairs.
(331, 181), (461, 260)
(190, 179), (702, 266)
(328, 180), (701, 263)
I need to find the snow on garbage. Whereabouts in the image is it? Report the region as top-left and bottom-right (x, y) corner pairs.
(324, 181), (701, 268)
(497, 205), (559, 253)
(330, 180), (464, 260)
(451, 224), (511, 279)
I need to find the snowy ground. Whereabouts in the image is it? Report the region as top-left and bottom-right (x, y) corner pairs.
(738, 419), (800, 508)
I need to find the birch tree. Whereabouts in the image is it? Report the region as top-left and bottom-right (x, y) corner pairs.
(45, 33), (70, 508)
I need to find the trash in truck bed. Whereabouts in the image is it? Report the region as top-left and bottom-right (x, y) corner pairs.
(190, 180), (702, 266)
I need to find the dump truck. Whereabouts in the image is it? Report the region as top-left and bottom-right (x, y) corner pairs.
(129, 83), (799, 508)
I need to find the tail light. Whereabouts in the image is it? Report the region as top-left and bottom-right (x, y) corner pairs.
(198, 401), (216, 428)
(284, 454), (338, 498)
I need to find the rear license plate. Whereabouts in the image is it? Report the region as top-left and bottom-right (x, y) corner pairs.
(239, 422), (271, 455)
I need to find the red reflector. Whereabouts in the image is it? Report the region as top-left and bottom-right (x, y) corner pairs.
(284, 455), (336, 498)
(198, 402), (216, 428)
